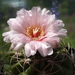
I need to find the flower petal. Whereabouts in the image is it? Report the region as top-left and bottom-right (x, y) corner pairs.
(10, 33), (31, 44)
(14, 43), (24, 51)
(40, 32), (58, 40)
(7, 18), (25, 33)
(57, 29), (67, 38)
(2, 30), (19, 42)
(42, 8), (50, 15)
(38, 42), (53, 57)
(42, 37), (60, 48)
(17, 9), (32, 28)
(24, 43), (36, 57)
(17, 8), (26, 16)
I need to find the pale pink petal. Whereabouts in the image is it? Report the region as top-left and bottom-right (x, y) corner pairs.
(38, 42), (53, 57)
(17, 8), (26, 16)
(47, 15), (55, 25)
(2, 30), (18, 37)
(25, 41), (53, 57)
(7, 19), (25, 33)
(47, 20), (65, 33)
(57, 29), (67, 38)
(24, 43), (36, 57)
(10, 33), (31, 44)
(13, 43), (24, 51)
(44, 32), (58, 38)
(15, 10), (31, 30)
(29, 41), (41, 50)
(55, 20), (64, 27)
(40, 15), (55, 29)
(24, 41), (42, 57)
(41, 8), (47, 15)
(3, 35), (11, 42)
(3, 30), (31, 44)
(17, 9), (33, 28)
(41, 8), (51, 15)
(31, 7), (41, 15)
(42, 15), (55, 33)
(27, 10), (32, 16)
(42, 37), (60, 48)
(30, 7), (41, 25)
(10, 44), (14, 49)
(47, 48), (53, 55)
(2, 30), (19, 42)
(44, 19), (65, 34)
(24, 44), (31, 57)
(10, 43), (24, 51)
(16, 17), (29, 30)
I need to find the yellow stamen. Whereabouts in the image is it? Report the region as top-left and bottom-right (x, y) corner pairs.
(25, 25), (44, 40)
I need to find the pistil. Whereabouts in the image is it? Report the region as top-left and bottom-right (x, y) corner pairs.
(33, 27), (40, 37)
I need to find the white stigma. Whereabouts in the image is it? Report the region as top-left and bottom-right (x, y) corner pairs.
(33, 27), (39, 37)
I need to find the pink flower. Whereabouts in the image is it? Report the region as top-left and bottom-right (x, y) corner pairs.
(2, 7), (67, 57)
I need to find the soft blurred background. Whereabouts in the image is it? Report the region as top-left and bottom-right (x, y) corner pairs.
(0, 0), (75, 54)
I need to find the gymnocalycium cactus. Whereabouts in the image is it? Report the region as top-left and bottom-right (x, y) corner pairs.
(2, 7), (73, 75)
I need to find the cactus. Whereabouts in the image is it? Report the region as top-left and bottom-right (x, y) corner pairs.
(3, 47), (74, 75)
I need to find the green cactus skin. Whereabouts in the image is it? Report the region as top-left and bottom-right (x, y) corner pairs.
(12, 62), (29, 75)
(4, 48), (74, 75)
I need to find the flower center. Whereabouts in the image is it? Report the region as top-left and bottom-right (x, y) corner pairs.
(26, 26), (44, 40)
